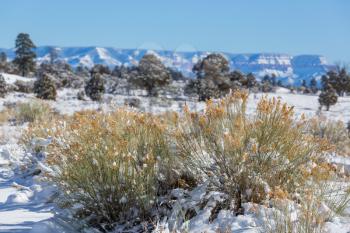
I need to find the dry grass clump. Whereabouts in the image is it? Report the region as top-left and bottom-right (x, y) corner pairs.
(0, 107), (13, 124)
(306, 116), (350, 156)
(263, 182), (350, 233)
(25, 109), (173, 227)
(0, 100), (52, 124)
(175, 92), (332, 211)
(14, 101), (52, 123)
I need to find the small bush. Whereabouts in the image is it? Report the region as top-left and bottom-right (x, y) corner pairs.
(319, 85), (338, 111)
(306, 116), (350, 156)
(175, 92), (331, 211)
(0, 107), (13, 124)
(77, 90), (85, 100)
(26, 109), (173, 227)
(263, 182), (350, 233)
(34, 73), (57, 100)
(85, 73), (105, 101)
(0, 74), (7, 98)
(124, 97), (141, 108)
(15, 101), (52, 123)
(14, 80), (34, 93)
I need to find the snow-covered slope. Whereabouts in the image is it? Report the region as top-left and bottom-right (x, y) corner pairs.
(0, 73), (35, 84)
(0, 47), (335, 86)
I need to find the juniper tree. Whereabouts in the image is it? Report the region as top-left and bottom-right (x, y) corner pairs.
(167, 67), (186, 81)
(310, 78), (318, 94)
(261, 75), (274, 92)
(191, 53), (231, 100)
(321, 68), (350, 96)
(48, 47), (59, 65)
(262, 75), (271, 85)
(91, 64), (111, 75)
(0, 52), (7, 64)
(246, 73), (258, 89)
(85, 73), (105, 101)
(277, 80), (283, 87)
(34, 73), (57, 100)
(271, 74), (277, 86)
(318, 84), (338, 111)
(130, 54), (171, 96)
(301, 80), (307, 88)
(13, 33), (36, 76)
(0, 52), (7, 72)
(0, 74), (7, 98)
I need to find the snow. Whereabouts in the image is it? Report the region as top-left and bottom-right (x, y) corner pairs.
(0, 148), (55, 232)
(0, 72), (36, 84)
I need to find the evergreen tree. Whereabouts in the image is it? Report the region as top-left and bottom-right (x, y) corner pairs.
(318, 84), (338, 111)
(310, 78), (318, 94)
(277, 80), (283, 87)
(91, 64), (111, 75)
(321, 68), (350, 96)
(261, 75), (274, 92)
(339, 67), (350, 95)
(76, 65), (90, 77)
(190, 53), (231, 100)
(321, 75), (329, 90)
(0, 52), (7, 72)
(262, 75), (271, 84)
(34, 73), (57, 100)
(85, 73), (105, 101)
(271, 74), (277, 86)
(246, 73), (257, 89)
(48, 47), (59, 65)
(0, 74), (7, 98)
(13, 33), (36, 76)
(0, 52), (7, 64)
(167, 67), (186, 81)
(301, 79), (307, 87)
(130, 54), (171, 96)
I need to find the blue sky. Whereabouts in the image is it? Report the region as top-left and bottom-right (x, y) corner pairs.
(0, 0), (349, 63)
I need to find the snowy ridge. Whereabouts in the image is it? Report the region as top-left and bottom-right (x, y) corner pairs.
(0, 46), (335, 86)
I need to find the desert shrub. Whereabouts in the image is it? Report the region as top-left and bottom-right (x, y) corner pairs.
(319, 85), (338, 111)
(129, 54), (171, 96)
(306, 116), (350, 156)
(24, 109), (173, 228)
(77, 90), (86, 100)
(15, 101), (52, 123)
(85, 73), (105, 101)
(263, 182), (350, 233)
(124, 97), (141, 108)
(175, 92), (331, 211)
(34, 73), (57, 100)
(0, 107), (13, 124)
(0, 74), (7, 98)
(14, 80), (34, 93)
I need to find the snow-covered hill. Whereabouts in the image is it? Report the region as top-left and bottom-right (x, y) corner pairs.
(0, 46), (335, 86)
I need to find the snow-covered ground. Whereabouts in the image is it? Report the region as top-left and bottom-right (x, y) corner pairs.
(1, 73), (350, 232)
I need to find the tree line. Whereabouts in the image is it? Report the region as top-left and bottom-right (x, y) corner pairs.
(1, 33), (349, 110)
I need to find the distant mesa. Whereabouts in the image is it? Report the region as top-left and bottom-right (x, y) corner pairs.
(0, 46), (334, 86)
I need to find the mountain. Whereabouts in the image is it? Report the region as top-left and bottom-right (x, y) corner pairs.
(0, 46), (334, 86)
